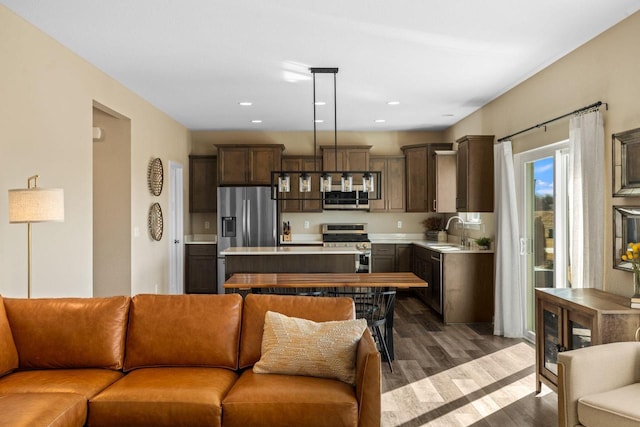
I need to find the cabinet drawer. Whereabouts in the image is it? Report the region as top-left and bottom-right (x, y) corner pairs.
(186, 244), (216, 256)
(372, 244), (395, 256)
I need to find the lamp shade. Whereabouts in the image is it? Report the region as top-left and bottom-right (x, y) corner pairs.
(9, 188), (64, 223)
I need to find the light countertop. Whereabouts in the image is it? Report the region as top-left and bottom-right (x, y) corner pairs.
(279, 233), (494, 254)
(218, 233), (493, 254)
(412, 241), (494, 254)
(279, 235), (323, 245)
(184, 234), (217, 244)
(221, 246), (360, 255)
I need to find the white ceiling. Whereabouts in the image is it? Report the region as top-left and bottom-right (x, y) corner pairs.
(3, 0), (640, 131)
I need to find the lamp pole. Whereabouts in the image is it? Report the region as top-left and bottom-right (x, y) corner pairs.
(26, 175), (37, 299)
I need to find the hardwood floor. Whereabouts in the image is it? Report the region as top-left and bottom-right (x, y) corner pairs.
(382, 292), (557, 427)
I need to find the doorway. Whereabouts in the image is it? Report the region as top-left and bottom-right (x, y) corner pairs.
(169, 161), (184, 294)
(92, 102), (131, 296)
(515, 140), (569, 340)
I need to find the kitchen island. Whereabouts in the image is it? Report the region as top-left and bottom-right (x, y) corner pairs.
(221, 246), (362, 280)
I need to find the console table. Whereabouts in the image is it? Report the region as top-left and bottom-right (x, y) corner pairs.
(535, 288), (640, 393)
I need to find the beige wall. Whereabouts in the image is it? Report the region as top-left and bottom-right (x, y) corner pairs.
(0, 6), (190, 297)
(445, 10), (640, 296)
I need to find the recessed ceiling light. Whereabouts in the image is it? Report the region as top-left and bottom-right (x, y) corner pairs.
(314, 101), (326, 106)
(375, 119), (386, 123)
(239, 102), (253, 106)
(387, 101), (400, 106)
(314, 119), (324, 123)
(251, 119), (262, 123)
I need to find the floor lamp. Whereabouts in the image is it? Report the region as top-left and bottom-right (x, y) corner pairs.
(8, 175), (64, 298)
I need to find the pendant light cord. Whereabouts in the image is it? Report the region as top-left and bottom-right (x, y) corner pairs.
(313, 72), (317, 172)
(334, 71), (338, 171)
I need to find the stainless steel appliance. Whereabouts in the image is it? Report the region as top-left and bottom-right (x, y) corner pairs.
(217, 187), (277, 292)
(322, 186), (369, 210)
(321, 223), (371, 273)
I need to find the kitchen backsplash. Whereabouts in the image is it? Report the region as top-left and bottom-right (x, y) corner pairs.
(190, 212), (217, 235)
(188, 210), (494, 241)
(280, 211), (495, 239)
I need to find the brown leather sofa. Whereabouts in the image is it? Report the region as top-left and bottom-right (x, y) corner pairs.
(0, 293), (381, 427)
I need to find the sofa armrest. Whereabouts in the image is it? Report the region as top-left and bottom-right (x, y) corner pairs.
(355, 328), (381, 427)
(557, 341), (640, 427)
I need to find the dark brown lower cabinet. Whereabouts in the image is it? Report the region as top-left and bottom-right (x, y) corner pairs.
(412, 245), (432, 305)
(185, 244), (217, 294)
(225, 254), (355, 277)
(412, 245), (493, 324)
(371, 244), (413, 273)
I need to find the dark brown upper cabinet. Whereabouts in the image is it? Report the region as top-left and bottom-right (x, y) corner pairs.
(216, 144), (284, 186)
(455, 135), (494, 212)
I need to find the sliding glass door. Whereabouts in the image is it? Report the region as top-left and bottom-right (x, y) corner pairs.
(515, 141), (569, 340)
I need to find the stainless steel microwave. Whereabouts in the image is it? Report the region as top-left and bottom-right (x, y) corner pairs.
(322, 186), (369, 210)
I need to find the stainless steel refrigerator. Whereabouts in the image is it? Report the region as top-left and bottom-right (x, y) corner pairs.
(217, 186), (277, 293)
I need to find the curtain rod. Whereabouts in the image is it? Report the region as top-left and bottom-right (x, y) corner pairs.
(497, 101), (607, 142)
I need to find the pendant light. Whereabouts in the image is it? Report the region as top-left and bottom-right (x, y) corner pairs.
(271, 67), (381, 201)
(320, 173), (332, 193)
(363, 172), (375, 193)
(278, 173), (290, 193)
(341, 173), (353, 192)
(299, 172), (311, 193)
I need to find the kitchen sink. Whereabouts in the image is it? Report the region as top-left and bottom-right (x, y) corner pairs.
(426, 244), (462, 251)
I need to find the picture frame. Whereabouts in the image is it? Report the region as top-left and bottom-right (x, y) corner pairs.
(613, 206), (640, 271)
(612, 127), (640, 196)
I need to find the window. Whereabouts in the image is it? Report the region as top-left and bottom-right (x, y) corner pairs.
(457, 212), (482, 230)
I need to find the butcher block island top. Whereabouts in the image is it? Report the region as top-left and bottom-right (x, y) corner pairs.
(224, 272), (427, 289)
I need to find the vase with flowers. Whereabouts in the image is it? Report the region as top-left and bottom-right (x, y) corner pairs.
(621, 242), (640, 297)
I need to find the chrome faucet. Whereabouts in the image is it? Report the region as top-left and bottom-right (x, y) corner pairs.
(445, 216), (466, 246)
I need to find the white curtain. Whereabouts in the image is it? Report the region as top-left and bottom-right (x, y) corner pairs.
(568, 110), (604, 289)
(494, 140), (524, 338)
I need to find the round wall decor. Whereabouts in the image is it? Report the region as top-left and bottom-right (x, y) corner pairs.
(148, 202), (163, 241)
(147, 157), (163, 196)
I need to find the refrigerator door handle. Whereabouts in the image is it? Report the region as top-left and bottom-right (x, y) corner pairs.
(242, 199), (247, 246)
(246, 199), (251, 246)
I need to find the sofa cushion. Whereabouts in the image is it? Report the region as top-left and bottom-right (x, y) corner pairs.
(0, 393), (87, 427)
(578, 382), (640, 427)
(89, 367), (238, 427)
(0, 296), (18, 377)
(254, 311), (366, 384)
(239, 294), (355, 369)
(124, 294), (243, 371)
(0, 368), (124, 399)
(3, 296), (130, 370)
(222, 370), (359, 427)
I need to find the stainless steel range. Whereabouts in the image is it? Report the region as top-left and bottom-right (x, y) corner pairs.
(322, 223), (371, 273)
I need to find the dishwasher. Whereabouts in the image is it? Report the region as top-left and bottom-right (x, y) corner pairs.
(430, 252), (443, 315)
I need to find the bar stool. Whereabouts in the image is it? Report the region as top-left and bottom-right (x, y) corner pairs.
(328, 288), (396, 372)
